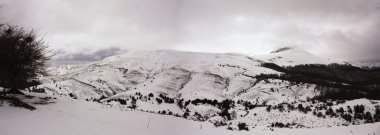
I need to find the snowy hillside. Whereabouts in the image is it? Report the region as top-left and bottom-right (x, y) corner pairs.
(42, 50), (281, 100)
(34, 47), (380, 131)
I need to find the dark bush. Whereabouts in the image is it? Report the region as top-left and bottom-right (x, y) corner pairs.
(354, 105), (365, 114)
(297, 104), (304, 112)
(161, 110), (166, 115)
(168, 111), (173, 115)
(304, 106), (312, 113)
(183, 112), (189, 118)
(272, 122), (286, 128)
(336, 107), (344, 114)
(326, 107), (334, 116)
(266, 105), (271, 112)
(117, 98), (126, 105)
(213, 121), (227, 127)
(237, 122), (249, 131)
(129, 97), (137, 109)
(341, 114), (352, 122)
(317, 112), (324, 118)
(347, 106), (353, 114)
(177, 99), (184, 109)
(354, 113), (364, 120)
(218, 99), (234, 120)
(156, 98), (163, 104)
(364, 111), (373, 123)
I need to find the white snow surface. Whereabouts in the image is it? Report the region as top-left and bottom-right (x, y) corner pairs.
(0, 93), (379, 135)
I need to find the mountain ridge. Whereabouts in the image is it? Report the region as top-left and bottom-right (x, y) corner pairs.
(38, 47), (380, 130)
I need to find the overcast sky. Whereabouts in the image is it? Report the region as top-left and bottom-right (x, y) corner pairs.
(0, 0), (379, 65)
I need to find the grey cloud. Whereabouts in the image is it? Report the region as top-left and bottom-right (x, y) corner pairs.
(0, 0), (180, 52)
(175, 0), (380, 59)
(51, 47), (127, 65)
(0, 0), (379, 63)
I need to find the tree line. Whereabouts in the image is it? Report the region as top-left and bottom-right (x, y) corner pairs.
(258, 63), (380, 100)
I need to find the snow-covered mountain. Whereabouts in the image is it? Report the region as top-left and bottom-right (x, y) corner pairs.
(38, 47), (380, 130)
(42, 49), (317, 102)
(253, 47), (342, 66)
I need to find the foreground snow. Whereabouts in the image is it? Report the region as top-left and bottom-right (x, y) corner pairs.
(0, 94), (379, 135)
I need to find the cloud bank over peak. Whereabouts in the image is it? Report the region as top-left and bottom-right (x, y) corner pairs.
(0, 0), (379, 64)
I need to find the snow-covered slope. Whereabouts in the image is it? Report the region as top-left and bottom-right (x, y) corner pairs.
(253, 47), (341, 66)
(36, 48), (380, 131)
(42, 50), (284, 100)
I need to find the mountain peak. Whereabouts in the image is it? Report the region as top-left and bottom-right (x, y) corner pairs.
(254, 46), (342, 66)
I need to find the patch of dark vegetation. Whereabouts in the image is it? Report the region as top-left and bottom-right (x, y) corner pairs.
(261, 63), (287, 73)
(236, 100), (266, 110)
(218, 99), (235, 120)
(128, 97), (137, 109)
(191, 98), (218, 106)
(159, 94), (175, 104)
(297, 104), (312, 114)
(0, 96), (36, 110)
(193, 111), (209, 121)
(310, 103), (379, 124)
(183, 112), (190, 119)
(257, 63), (380, 100)
(69, 93), (75, 98)
(237, 122), (249, 131)
(271, 122), (294, 128)
(213, 121), (227, 127)
(117, 98), (127, 105)
(153, 96), (237, 121)
(156, 98), (163, 104)
(188, 98), (235, 120)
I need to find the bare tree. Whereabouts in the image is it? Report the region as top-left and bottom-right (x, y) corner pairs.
(0, 24), (50, 95)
